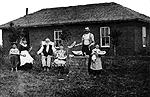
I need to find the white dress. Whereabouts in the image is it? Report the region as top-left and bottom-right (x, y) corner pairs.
(90, 48), (104, 70)
(54, 50), (67, 66)
(20, 44), (34, 66)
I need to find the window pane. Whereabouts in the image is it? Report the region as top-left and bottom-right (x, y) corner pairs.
(143, 37), (146, 47)
(101, 37), (110, 47)
(55, 40), (58, 47)
(101, 28), (104, 36)
(102, 37), (105, 46)
(142, 27), (146, 47)
(105, 37), (110, 46)
(55, 32), (58, 39)
(55, 40), (63, 47)
(105, 28), (109, 36)
(58, 32), (62, 39)
(142, 27), (146, 37)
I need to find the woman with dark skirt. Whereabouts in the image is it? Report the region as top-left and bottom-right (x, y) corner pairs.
(18, 38), (34, 70)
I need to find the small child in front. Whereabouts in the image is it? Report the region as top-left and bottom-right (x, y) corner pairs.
(54, 45), (67, 74)
(9, 42), (20, 72)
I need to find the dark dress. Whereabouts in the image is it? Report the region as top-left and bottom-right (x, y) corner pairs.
(18, 44), (33, 70)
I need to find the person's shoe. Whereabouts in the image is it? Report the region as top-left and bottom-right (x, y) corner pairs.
(11, 68), (13, 72)
(44, 67), (46, 71)
(15, 67), (18, 72)
(47, 68), (50, 71)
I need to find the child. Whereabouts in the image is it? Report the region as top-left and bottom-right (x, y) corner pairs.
(90, 44), (106, 78)
(9, 42), (20, 72)
(54, 45), (67, 74)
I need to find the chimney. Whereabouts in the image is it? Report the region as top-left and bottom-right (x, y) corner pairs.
(26, 8), (28, 15)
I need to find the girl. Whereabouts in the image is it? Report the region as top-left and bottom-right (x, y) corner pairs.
(54, 45), (67, 74)
(90, 44), (106, 78)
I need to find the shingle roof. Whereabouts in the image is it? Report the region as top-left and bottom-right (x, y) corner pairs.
(0, 2), (150, 29)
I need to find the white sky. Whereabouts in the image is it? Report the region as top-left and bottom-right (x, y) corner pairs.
(0, 0), (150, 45)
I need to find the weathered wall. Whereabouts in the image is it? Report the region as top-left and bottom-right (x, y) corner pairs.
(2, 21), (150, 56)
(2, 29), (11, 55)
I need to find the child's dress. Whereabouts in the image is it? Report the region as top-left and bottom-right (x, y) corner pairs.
(9, 48), (20, 69)
(90, 48), (102, 70)
(54, 50), (67, 66)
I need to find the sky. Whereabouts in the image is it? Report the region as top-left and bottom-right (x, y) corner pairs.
(0, 0), (150, 45)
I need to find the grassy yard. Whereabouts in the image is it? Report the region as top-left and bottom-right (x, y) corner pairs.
(0, 56), (149, 97)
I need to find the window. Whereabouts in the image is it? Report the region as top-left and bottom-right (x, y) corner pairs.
(54, 30), (63, 47)
(100, 27), (110, 47)
(142, 27), (146, 47)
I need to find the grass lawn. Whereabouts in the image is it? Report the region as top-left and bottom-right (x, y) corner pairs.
(0, 56), (149, 97)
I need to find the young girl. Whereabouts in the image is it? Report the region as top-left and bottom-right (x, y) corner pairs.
(54, 45), (67, 74)
(90, 44), (106, 77)
(9, 42), (20, 71)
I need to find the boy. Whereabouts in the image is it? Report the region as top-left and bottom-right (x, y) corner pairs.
(9, 42), (20, 72)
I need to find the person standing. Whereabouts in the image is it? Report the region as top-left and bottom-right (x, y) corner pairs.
(75, 27), (95, 74)
(9, 42), (20, 72)
(75, 27), (95, 56)
(37, 38), (56, 71)
(19, 38), (34, 70)
(90, 44), (105, 78)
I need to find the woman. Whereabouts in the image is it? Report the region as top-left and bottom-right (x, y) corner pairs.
(18, 38), (34, 70)
(90, 44), (106, 78)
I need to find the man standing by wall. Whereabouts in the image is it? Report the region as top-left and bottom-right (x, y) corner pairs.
(75, 27), (95, 74)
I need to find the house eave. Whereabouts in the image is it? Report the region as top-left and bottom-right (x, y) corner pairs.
(0, 19), (150, 29)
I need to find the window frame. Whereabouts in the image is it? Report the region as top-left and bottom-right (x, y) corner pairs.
(142, 27), (147, 47)
(100, 27), (110, 47)
(54, 30), (63, 48)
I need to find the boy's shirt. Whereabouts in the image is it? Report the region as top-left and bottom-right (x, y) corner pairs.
(9, 48), (20, 55)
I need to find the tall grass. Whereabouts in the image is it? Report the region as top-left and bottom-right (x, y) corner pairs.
(0, 56), (149, 97)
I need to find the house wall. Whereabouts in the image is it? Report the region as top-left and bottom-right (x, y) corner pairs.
(28, 21), (139, 56)
(134, 22), (150, 54)
(2, 21), (150, 56)
(2, 29), (11, 55)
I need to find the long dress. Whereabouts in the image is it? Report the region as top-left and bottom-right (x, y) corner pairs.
(90, 48), (102, 70)
(19, 44), (34, 70)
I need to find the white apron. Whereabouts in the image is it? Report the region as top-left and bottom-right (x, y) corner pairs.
(90, 55), (102, 70)
(20, 50), (34, 66)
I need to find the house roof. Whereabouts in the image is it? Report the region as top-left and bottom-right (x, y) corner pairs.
(0, 2), (150, 29)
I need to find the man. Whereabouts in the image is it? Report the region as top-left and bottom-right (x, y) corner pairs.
(75, 27), (95, 75)
(75, 27), (95, 55)
(37, 38), (56, 71)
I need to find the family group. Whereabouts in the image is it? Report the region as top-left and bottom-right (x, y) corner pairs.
(9, 27), (106, 77)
